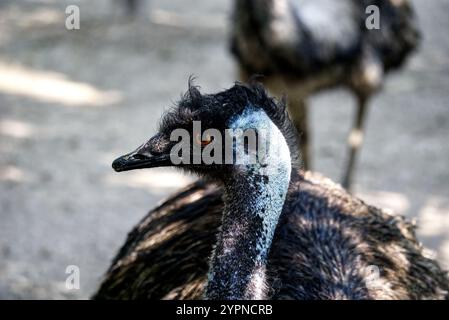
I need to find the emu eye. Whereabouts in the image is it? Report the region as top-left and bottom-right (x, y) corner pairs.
(195, 133), (213, 146)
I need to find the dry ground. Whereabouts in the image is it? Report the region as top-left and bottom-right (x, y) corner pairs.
(0, 0), (448, 299)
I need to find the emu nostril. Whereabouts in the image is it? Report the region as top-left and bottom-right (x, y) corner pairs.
(133, 154), (150, 160)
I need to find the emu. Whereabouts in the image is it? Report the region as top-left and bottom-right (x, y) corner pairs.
(230, 0), (420, 188)
(94, 83), (448, 300)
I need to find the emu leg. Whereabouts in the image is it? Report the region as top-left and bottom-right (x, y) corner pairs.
(287, 99), (310, 170)
(125, 0), (139, 15)
(342, 95), (369, 190)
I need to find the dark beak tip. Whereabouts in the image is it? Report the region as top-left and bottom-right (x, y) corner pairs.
(112, 157), (125, 172)
(111, 145), (171, 172)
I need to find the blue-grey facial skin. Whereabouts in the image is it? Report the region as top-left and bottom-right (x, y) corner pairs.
(206, 108), (291, 300)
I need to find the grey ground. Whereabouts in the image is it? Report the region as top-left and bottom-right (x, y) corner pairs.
(0, 0), (448, 299)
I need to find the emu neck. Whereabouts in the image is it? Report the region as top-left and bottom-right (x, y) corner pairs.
(205, 109), (291, 300)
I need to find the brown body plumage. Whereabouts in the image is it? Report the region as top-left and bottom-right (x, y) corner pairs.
(94, 172), (448, 299)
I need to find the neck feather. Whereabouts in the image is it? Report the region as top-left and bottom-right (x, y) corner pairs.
(205, 109), (291, 300)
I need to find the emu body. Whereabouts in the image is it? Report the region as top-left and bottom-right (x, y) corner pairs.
(95, 175), (449, 299)
(94, 83), (448, 300)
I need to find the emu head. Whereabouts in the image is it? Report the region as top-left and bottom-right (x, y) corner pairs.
(112, 81), (300, 180)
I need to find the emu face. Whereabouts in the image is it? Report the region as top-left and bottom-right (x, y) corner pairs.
(111, 84), (288, 179)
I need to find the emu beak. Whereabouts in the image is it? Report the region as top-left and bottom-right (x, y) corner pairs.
(112, 140), (172, 172)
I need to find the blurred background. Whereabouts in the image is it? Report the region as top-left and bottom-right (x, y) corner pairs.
(0, 0), (448, 299)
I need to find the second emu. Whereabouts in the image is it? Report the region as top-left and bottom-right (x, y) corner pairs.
(230, 0), (420, 188)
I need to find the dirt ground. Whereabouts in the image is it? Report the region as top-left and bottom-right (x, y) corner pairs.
(0, 0), (448, 299)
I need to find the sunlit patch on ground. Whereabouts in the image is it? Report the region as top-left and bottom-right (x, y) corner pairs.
(440, 239), (449, 269)
(0, 119), (36, 139)
(0, 166), (27, 183)
(418, 196), (449, 268)
(357, 190), (410, 215)
(418, 196), (449, 237)
(150, 9), (226, 29)
(0, 62), (122, 107)
(13, 8), (63, 28)
(104, 169), (194, 195)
